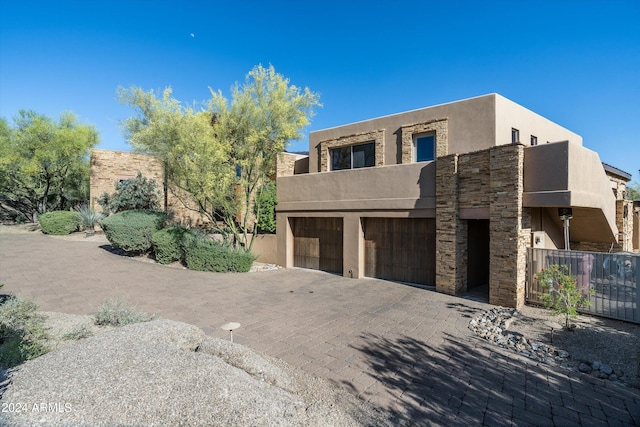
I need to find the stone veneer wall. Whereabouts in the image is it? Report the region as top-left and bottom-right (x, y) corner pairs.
(400, 118), (448, 164)
(318, 130), (384, 172)
(489, 144), (530, 308)
(90, 149), (209, 227)
(435, 154), (467, 295)
(457, 150), (491, 209)
(90, 149), (164, 211)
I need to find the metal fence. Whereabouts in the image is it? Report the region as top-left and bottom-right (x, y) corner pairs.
(526, 247), (639, 324)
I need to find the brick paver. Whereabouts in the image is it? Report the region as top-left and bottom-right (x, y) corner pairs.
(1, 232), (639, 426)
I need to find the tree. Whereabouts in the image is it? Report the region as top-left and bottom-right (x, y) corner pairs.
(210, 64), (321, 248)
(119, 65), (320, 250)
(118, 86), (237, 235)
(0, 111), (98, 221)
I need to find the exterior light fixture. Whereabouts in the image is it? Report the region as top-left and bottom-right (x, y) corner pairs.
(220, 322), (241, 343)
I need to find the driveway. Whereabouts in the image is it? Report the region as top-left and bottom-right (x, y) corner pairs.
(1, 232), (638, 426)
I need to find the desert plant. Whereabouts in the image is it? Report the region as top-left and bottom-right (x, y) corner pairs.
(100, 209), (167, 253)
(38, 210), (80, 235)
(62, 324), (94, 340)
(93, 298), (155, 327)
(183, 234), (256, 272)
(151, 226), (192, 264)
(0, 296), (49, 367)
(75, 204), (105, 231)
(255, 181), (277, 233)
(536, 264), (594, 328)
(97, 172), (161, 214)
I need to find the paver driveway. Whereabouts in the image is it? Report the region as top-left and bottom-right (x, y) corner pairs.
(1, 232), (639, 426)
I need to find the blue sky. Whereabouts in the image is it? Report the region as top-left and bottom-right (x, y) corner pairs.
(1, 0), (638, 180)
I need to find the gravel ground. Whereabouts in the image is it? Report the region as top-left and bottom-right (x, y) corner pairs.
(507, 304), (640, 388)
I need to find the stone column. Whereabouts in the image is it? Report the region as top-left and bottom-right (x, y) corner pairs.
(489, 144), (530, 308)
(436, 154), (467, 295)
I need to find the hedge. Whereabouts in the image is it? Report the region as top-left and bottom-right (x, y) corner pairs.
(39, 211), (80, 235)
(100, 210), (166, 253)
(151, 226), (192, 264)
(183, 236), (256, 272)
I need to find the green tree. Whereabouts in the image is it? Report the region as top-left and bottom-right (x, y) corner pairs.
(210, 64), (320, 248)
(118, 86), (237, 234)
(0, 111), (98, 221)
(119, 65), (320, 250)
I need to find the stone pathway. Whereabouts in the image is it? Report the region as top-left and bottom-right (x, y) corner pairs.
(1, 232), (639, 426)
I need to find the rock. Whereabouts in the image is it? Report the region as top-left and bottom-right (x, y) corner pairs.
(592, 361), (601, 370)
(1, 320), (388, 427)
(579, 363), (592, 373)
(557, 350), (569, 358)
(599, 364), (613, 375)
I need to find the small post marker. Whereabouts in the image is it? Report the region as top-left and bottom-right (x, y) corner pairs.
(220, 322), (241, 343)
(545, 321), (562, 343)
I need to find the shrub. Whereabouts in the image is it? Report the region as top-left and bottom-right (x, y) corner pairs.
(93, 298), (155, 327)
(255, 181), (277, 233)
(38, 210), (80, 235)
(184, 235), (256, 272)
(0, 296), (49, 367)
(97, 172), (161, 214)
(536, 264), (594, 329)
(62, 324), (94, 340)
(75, 204), (105, 230)
(100, 210), (167, 253)
(151, 226), (192, 264)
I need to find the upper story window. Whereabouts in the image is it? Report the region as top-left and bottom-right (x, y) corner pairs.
(413, 133), (435, 162)
(530, 135), (538, 146)
(511, 128), (520, 144)
(330, 142), (375, 171)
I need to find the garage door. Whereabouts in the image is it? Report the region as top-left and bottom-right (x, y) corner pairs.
(364, 218), (435, 285)
(291, 217), (343, 274)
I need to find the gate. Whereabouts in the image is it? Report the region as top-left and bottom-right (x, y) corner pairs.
(526, 248), (639, 323)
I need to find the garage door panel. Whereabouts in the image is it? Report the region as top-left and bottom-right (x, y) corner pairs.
(364, 218), (435, 285)
(292, 217), (343, 274)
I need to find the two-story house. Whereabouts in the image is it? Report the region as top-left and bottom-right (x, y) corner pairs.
(275, 93), (632, 308)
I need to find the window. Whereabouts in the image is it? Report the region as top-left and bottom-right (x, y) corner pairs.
(413, 134), (435, 162)
(330, 142), (375, 171)
(511, 128), (520, 144)
(530, 135), (538, 146)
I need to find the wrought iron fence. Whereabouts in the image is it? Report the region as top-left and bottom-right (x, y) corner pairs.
(526, 247), (639, 324)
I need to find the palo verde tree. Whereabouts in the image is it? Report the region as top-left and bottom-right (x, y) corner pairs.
(210, 64), (321, 249)
(118, 86), (238, 234)
(0, 111), (98, 221)
(119, 64), (320, 250)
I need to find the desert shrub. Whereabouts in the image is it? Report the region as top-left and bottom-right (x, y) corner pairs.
(255, 181), (277, 233)
(62, 324), (94, 340)
(536, 264), (594, 328)
(97, 172), (161, 214)
(100, 209), (167, 253)
(151, 226), (192, 264)
(75, 204), (105, 230)
(0, 296), (49, 367)
(38, 210), (80, 235)
(184, 235), (256, 272)
(93, 298), (155, 327)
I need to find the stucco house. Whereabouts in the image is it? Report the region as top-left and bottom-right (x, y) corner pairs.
(275, 93), (635, 308)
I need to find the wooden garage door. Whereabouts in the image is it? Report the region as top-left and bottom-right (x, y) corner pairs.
(364, 218), (436, 285)
(292, 217), (343, 274)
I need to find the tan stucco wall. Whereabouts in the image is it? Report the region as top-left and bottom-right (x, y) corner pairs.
(277, 161), (436, 213)
(494, 94), (582, 147)
(523, 141), (617, 243)
(309, 93), (584, 174)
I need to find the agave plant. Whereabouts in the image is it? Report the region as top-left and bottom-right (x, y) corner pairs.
(75, 204), (105, 234)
